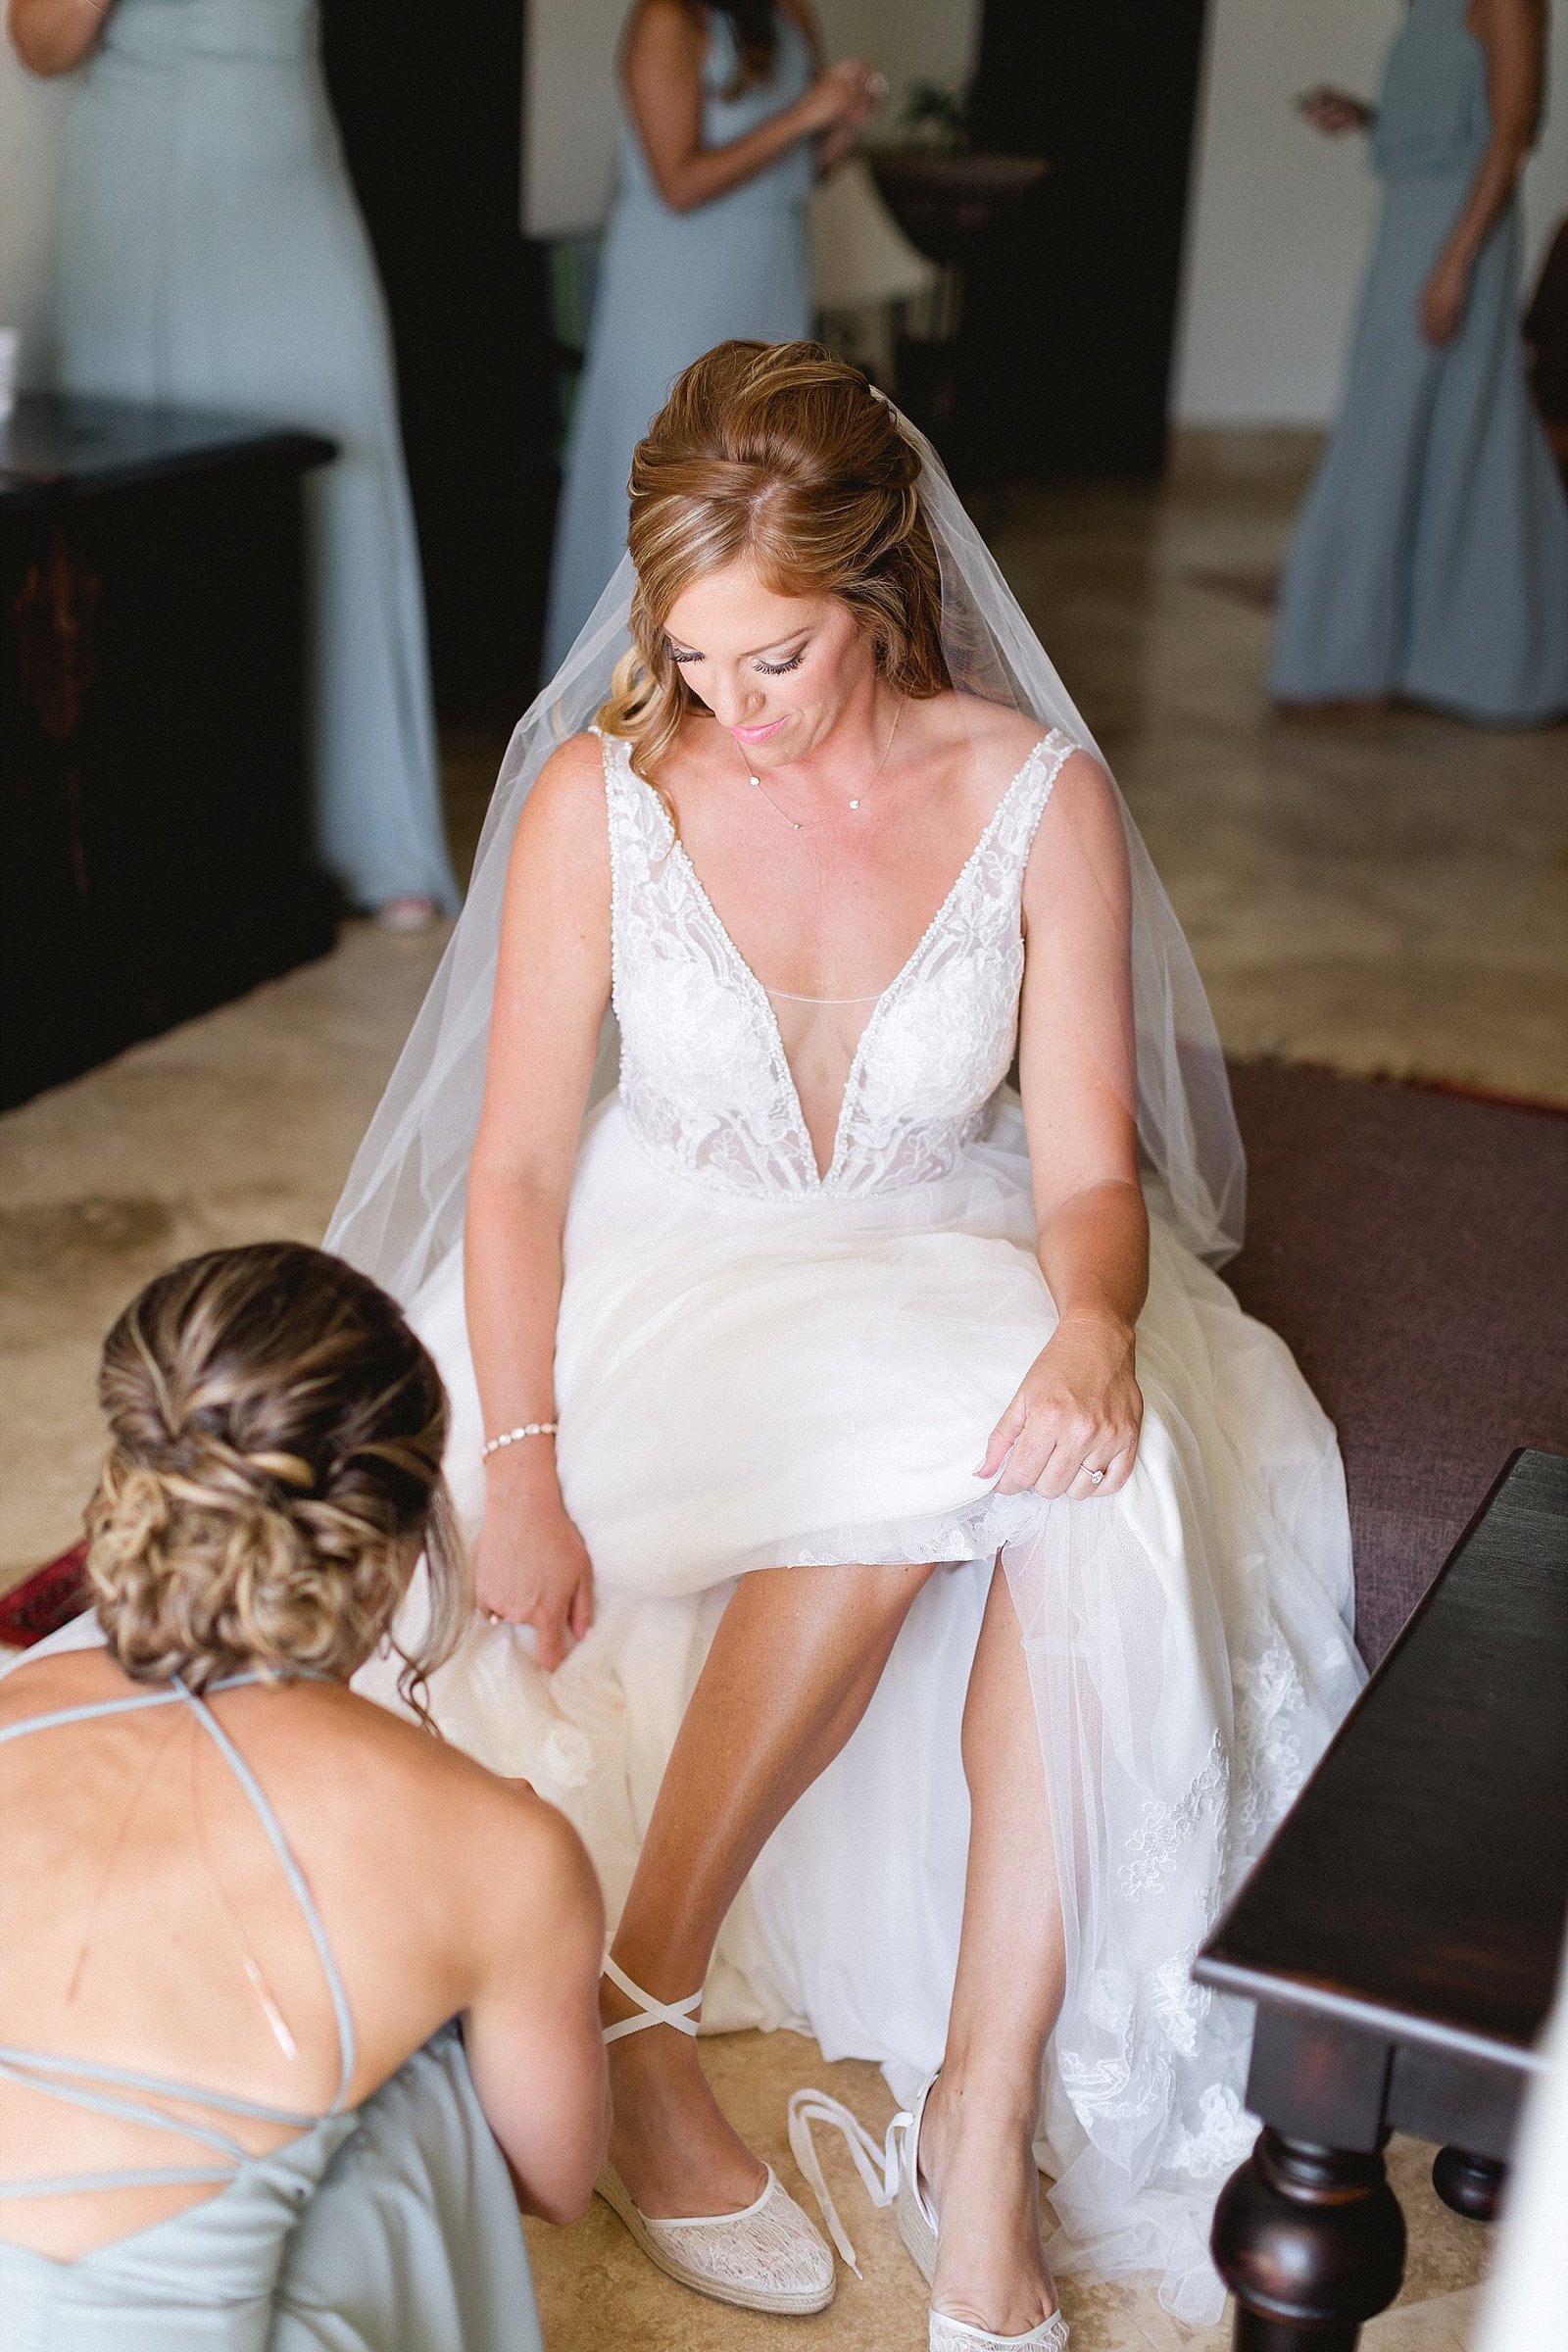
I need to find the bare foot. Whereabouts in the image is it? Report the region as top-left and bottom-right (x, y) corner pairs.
(601, 1972), (767, 2219)
(918, 2068), (1059, 2335)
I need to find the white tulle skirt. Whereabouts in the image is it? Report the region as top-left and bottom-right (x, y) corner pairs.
(363, 1092), (1365, 2323)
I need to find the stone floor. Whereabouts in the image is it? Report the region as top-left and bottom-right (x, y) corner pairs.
(522, 2031), (1492, 2352)
(5, 431), (1556, 2345)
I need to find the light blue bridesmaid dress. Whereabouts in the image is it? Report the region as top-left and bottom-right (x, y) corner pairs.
(542, 5), (815, 672)
(1271, 0), (1568, 722)
(0, 1673), (543, 2351)
(51, 0), (460, 911)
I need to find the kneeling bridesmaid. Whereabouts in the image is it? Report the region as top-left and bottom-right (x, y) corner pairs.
(0, 1242), (608, 2351)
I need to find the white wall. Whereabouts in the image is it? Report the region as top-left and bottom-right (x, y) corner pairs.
(816, 0), (979, 122)
(1173, 0), (1568, 425)
(522, 0), (624, 238)
(0, 41), (70, 387)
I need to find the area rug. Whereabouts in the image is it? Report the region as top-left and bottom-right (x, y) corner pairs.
(1224, 1060), (1568, 1664)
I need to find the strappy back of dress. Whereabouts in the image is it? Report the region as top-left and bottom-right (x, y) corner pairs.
(0, 1677), (356, 2222)
(602, 725), (1076, 1201)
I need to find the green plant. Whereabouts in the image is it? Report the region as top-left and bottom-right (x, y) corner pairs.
(899, 79), (970, 150)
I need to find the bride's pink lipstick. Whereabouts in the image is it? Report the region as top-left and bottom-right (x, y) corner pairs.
(731, 715), (787, 744)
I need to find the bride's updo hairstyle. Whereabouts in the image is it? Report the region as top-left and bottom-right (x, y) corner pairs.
(600, 339), (952, 783)
(85, 1242), (467, 1719)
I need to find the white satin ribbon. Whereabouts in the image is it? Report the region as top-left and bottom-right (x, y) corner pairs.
(601, 1953), (702, 2043)
(786, 2086), (910, 2276)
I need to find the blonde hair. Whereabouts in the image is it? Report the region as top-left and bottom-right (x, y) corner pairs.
(598, 341), (952, 789)
(86, 1243), (468, 1723)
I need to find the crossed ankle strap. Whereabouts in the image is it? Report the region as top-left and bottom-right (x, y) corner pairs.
(601, 1953), (704, 2044)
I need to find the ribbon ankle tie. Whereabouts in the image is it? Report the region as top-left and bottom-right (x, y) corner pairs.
(786, 2087), (910, 2276)
(601, 1953), (703, 2043)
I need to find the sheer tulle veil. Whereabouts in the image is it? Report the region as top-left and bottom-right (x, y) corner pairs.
(324, 414), (1244, 1296)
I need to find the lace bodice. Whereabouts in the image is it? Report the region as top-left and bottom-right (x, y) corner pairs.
(602, 726), (1073, 1200)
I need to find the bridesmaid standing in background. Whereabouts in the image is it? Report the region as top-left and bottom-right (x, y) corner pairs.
(1274, 0), (1568, 724)
(8, 0), (460, 927)
(542, 1), (882, 672)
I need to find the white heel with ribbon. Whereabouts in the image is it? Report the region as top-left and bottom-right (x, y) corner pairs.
(595, 1958), (836, 2316)
(789, 2076), (1069, 2349)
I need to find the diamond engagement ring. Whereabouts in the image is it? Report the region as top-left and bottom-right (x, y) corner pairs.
(1087, 1468), (1105, 1486)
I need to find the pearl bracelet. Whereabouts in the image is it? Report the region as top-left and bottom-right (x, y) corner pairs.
(481, 1421), (558, 1459)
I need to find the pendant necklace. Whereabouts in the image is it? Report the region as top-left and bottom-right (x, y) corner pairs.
(743, 695), (905, 831)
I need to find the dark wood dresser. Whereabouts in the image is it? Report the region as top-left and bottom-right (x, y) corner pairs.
(1, 395), (338, 1110)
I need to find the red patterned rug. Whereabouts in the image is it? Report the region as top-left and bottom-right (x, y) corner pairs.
(0, 1539), (88, 1650)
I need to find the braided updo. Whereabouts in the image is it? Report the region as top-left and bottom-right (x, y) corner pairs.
(599, 339), (952, 787)
(85, 1243), (467, 1717)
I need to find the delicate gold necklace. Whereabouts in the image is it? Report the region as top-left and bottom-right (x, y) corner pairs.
(742, 696), (906, 832)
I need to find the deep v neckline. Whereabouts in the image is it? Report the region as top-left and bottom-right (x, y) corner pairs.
(621, 730), (1059, 1188)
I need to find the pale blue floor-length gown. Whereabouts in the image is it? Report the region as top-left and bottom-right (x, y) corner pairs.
(51, 0), (460, 911)
(542, 6), (815, 672)
(0, 1673), (541, 2351)
(1271, 0), (1568, 722)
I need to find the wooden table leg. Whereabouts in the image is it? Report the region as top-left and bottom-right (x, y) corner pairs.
(1431, 2146), (1507, 2222)
(1211, 2128), (1407, 2349)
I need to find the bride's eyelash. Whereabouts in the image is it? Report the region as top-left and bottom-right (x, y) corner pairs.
(664, 645), (805, 672)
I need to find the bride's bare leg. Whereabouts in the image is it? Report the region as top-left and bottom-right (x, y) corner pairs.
(605, 1558), (935, 2217)
(920, 1560), (1065, 2332)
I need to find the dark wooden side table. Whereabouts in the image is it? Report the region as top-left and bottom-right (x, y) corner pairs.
(1197, 1448), (1568, 2348)
(1, 394), (338, 1109)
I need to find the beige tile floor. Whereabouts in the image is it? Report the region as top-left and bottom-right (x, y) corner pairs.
(521, 2032), (1493, 2352)
(6, 432), (1555, 2345)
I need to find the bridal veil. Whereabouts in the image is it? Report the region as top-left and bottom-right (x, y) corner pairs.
(326, 416), (1244, 1298)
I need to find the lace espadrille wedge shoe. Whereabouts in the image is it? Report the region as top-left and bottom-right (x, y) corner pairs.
(595, 1959), (836, 2316)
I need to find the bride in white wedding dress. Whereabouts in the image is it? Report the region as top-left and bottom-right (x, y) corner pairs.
(328, 341), (1365, 2341)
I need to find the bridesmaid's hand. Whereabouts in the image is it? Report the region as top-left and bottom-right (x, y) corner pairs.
(797, 57), (884, 136)
(1420, 246), (1472, 345)
(976, 1311), (1143, 1501)
(8, 0), (118, 78)
(475, 1450), (595, 1671)
(817, 67), (885, 173)
(1296, 86), (1376, 135)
